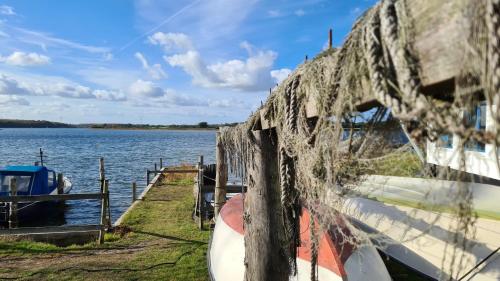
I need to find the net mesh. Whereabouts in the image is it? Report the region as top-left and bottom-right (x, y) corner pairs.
(220, 0), (500, 280)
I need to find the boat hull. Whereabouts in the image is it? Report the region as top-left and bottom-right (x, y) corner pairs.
(209, 194), (391, 281)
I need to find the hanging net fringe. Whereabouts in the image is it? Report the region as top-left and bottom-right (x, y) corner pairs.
(220, 0), (500, 280)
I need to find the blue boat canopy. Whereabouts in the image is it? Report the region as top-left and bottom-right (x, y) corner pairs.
(0, 165), (56, 196)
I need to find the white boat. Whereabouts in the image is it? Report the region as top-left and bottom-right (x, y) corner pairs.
(208, 194), (392, 281)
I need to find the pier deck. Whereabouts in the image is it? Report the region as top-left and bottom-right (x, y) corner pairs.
(0, 179), (209, 281)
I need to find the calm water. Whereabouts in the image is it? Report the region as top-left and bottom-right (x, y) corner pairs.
(0, 128), (216, 226)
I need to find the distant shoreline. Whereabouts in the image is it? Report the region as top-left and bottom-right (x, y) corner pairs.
(0, 119), (238, 130)
(88, 127), (218, 131)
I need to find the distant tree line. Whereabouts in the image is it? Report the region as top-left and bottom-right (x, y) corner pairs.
(0, 119), (75, 128)
(0, 119), (240, 129)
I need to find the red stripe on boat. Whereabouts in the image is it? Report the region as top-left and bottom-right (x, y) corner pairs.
(219, 195), (353, 278)
(297, 210), (347, 277)
(220, 194), (244, 235)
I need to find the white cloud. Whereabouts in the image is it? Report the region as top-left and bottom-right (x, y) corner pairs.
(148, 32), (193, 52)
(0, 5), (15, 16)
(350, 7), (362, 16)
(49, 83), (94, 99)
(128, 79), (166, 98)
(0, 51), (51, 66)
(0, 96), (29, 106)
(135, 0), (258, 44)
(93, 89), (126, 101)
(267, 10), (282, 18)
(294, 9), (305, 17)
(164, 40), (280, 91)
(270, 68), (292, 84)
(0, 73), (127, 101)
(0, 74), (33, 96)
(134, 52), (167, 80)
(103, 53), (114, 61)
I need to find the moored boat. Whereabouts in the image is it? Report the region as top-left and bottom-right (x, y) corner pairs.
(0, 165), (72, 223)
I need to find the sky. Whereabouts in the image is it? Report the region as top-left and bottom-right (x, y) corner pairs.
(0, 0), (376, 124)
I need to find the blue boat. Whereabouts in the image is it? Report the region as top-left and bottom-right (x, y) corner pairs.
(0, 165), (72, 223)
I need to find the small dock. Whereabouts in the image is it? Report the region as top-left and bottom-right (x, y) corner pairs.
(0, 167), (211, 281)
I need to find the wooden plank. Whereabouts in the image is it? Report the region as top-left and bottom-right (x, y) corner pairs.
(0, 193), (103, 203)
(0, 225), (102, 235)
(405, 0), (472, 86)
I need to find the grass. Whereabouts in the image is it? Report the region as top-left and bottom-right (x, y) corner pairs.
(0, 172), (209, 281)
(366, 151), (423, 177)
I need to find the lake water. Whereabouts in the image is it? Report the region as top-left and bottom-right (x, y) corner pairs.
(0, 128), (216, 226)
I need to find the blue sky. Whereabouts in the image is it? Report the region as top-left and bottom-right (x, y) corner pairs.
(0, 0), (375, 124)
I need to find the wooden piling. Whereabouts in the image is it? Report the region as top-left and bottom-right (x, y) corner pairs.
(9, 178), (17, 229)
(155, 163), (157, 172)
(244, 130), (289, 281)
(57, 173), (64, 195)
(132, 182), (137, 202)
(99, 157), (105, 192)
(329, 28), (333, 49)
(214, 132), (228, 219)
(99, 180), (109, 244)
(160, 158), (163, 169)
(198, 155), (204, 230)
(147, 170), (150, 185)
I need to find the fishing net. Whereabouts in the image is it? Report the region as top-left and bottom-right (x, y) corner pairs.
(220, 0), (500, 280)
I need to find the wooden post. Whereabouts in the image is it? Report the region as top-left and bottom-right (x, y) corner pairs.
(57, 173), (64, 194)
(198, 156), (204, 230)
(328, 28), (333, 49)
(160, 158), (163, 169)
(147, 170), (150, 185)
(132, 182), (137, 202)
(39, 148), (44, 166)
(105, 180), (111, 229)
(244, 130), (289, 281)
(99, 180), (109, 244)
(214, 131), (228, 219)
(9, 178), (17, 229)
(99, 157), (105, 192)
(155, 163), (157, 172)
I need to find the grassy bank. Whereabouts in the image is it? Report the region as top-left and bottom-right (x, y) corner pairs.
(0, 175), (209, 281)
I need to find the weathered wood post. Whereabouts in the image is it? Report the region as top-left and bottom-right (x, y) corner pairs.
(329, 28), (333, 49)
(9, 178), (17, 229)
(132, 182), (137, 202)
(159, 158), (163, 169)
(99, 157), (105, 192)
(57, 173), (64, 194)
(244, 129), (289, 281)
(155, 163), (158, 172)
(198, 155), (204, 230)
(99, 179), (109, 244)
(147, 169), (150, 185)
(214, 131), (228, 219)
